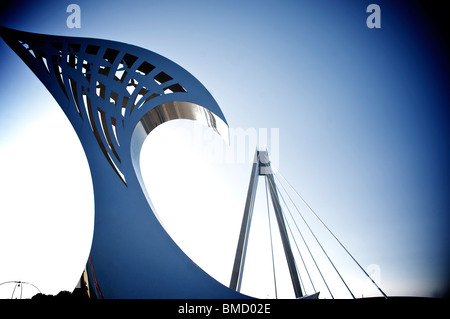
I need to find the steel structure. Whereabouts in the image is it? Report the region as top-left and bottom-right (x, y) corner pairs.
(0, 26), (249, 299)
(1, 27), (388, 300)
(230, 150), (303, 298)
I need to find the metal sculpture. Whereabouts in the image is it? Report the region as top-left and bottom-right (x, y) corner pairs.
(0, 26), (248, 299)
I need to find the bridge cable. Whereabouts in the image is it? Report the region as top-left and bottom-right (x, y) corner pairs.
(264, 178), (278, 299)
(265, 176), (306, 296)
(268, 173), (355, 299)
(271, 175), (334, 298)
(274, 169), (389, 299)
(268, 177), (317, 295)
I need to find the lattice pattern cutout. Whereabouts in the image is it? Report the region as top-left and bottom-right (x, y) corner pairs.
(15, 38), (188, 185)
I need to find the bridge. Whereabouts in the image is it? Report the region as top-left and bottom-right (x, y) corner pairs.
(0, 26), (388, 299)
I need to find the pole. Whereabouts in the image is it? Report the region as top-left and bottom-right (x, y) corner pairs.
(230, 151), (260, 291)
(261, 150), (303, 298)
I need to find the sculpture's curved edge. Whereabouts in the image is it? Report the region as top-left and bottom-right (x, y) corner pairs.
(0, 26), (251, 299)
(131, 101), (229, 219)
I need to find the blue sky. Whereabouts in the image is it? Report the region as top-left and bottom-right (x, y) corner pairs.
(0, 0), (449, 298)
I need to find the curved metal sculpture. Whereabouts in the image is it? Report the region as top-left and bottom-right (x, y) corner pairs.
(0, 26), (248, 299)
